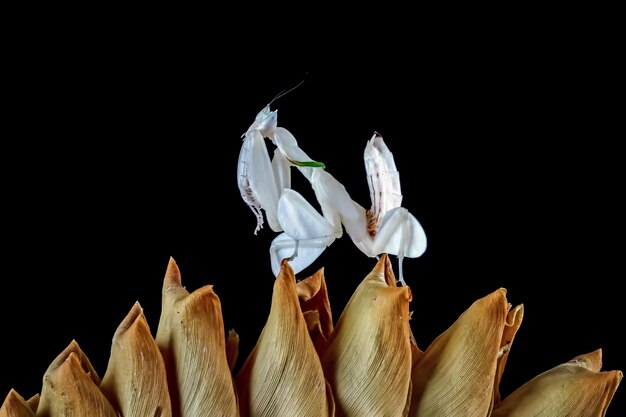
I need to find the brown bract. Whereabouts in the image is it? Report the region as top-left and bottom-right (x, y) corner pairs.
(155, 258), (238, 417)
(36, 341), (117, 417)
(235, 260), (335, 417)
(492, 349), (623, 417)
(321, 254), (413, 417)
(296, 267), (334, 356)
(101, 302), (172, 417)
(0, 390), (38, 417)
(2, 257), (622, 416)
(409, 288), (523, 417)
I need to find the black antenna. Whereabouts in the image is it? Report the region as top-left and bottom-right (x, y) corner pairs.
(268, 78), (306, 106)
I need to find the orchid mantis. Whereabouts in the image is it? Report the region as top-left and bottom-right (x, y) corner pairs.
(237, 104), (427, 284)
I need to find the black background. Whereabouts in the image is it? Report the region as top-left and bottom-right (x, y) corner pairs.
(2, 22), (623, 415)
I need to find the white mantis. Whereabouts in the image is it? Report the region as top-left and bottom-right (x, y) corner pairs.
(237, 103), (427, 284)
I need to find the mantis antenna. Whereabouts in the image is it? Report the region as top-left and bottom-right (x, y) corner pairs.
(268, 79), (306, 106)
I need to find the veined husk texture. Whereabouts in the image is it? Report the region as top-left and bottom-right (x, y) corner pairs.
(36, 340), (117, 417)
(235, 260), (335, 417)
(0, 390), (38, 417)
(3, 257), (622, 416)
(492, 349), (623, 417)
(100, 302), (172, 417)
(155, 257), (238, 417)
(409, 288), (524, 417)
(320, 254), (413, 417)
(296, 267), (334, 356)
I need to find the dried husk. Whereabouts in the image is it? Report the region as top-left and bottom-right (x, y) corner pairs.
(0, 390), (38, 417)
(320, 254), (413, 417)
(2, 257), (622, 416)
(36, 340), (117, 417)
(408, 288), (523, 417)
(25, 396), (38, 415)
(494, 304), (524, 404)
(155, 258), (238, 417)
(100, 302), (172, 417)
(492, 349), (623, 417)
(235, 260), (335, 417)
(296, 267), (333, 355)
(226, 329), (240, 373)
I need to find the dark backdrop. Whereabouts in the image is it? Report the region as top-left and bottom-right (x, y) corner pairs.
(2, 35), (623, 414)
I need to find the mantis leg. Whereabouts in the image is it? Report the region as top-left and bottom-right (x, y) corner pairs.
(272, 127), (322, 181)
(237, 129), (283, 233)
(309, 169), (371, 254)
(269, 188), (339, 276)
(270, 233), (335, 276)
(271, 148), (291, 192)
(370, 207), (427, 284)
(277, 189), (338, 240)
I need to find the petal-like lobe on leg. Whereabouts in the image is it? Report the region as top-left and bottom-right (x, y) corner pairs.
(310, 169), (368, 250)
(278, 189), (337, 241)
(371, 208), (427, 258)
(270, 233), (334, 276)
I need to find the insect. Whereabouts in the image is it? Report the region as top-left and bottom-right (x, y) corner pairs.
(237, 103), (427, 284)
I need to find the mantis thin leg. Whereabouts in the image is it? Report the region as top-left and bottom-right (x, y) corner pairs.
(370, 207), (427, 284)
(290, 238), (299, 261)
(271, 127), (324, 182)
(270, 233), (335, 276)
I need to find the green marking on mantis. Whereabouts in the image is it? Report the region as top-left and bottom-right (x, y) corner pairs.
(287, 158), (326, 169)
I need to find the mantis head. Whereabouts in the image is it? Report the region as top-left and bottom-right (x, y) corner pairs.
(253, 105), (278, 138)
